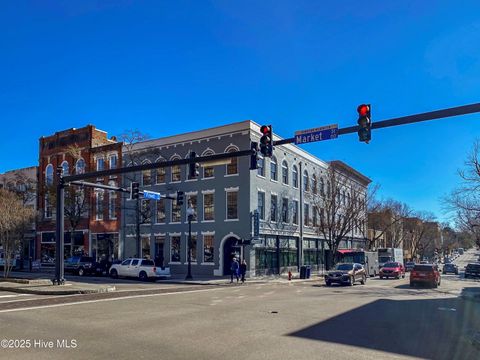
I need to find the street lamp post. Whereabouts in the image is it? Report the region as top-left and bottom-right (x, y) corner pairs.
(186, 206), (195, 280)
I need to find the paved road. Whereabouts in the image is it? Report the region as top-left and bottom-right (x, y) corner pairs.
(1, 260), (479, 360)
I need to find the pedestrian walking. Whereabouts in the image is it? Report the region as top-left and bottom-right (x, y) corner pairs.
(240, 259), (247, 283)
(230, 257), (239, 283)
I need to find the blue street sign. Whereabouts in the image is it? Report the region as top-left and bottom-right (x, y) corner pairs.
(143, 190), (162, 200)
(294, 124), (338, 145)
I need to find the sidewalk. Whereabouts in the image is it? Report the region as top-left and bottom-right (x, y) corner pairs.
(0, 276), (116, 295)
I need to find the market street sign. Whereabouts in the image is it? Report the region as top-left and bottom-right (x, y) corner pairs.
(294, 124), (338, 145)
(143, 190), (162, 200)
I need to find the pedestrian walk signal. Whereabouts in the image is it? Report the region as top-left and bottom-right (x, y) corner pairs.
(250, 142), (260, 170)
(189, 151), (200, 178)
(176, 191), (184, 206)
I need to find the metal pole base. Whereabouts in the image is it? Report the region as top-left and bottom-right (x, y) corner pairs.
(51, 278), (65, 285)
(185, 274), (193, 280)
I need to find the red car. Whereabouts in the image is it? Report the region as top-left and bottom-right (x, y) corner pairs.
(379, 262), (405, 279)
(410, 264), (441, 288)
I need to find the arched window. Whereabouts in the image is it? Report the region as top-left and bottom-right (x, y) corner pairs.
(292, 165), (298, 188)
(45, 164), (54, 186)
(282, 161), (288, 185)
(312, 174), (318, 194)
(320, 177), (325, 196)
(170, 156), (181, 182)
(61, 161), (69, 176)
(75, 158), (85, 174)
(155, 157), (166, 184)
(202, 150), (215, 179)
(225, 147), (238, 175)
(270, 156), (278, 181)
(303, 170), (309, 191)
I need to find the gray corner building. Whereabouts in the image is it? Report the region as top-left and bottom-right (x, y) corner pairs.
(120, 121), (370, 277)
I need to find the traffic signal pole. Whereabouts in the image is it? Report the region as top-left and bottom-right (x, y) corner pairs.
(273, 102), (480, 146)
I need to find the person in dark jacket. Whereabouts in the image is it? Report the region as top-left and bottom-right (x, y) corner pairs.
(240, 259), (247, 283)
(230, 257), (239, 283)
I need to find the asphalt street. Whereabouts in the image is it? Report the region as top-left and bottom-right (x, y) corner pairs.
(0, 250), (479, 360)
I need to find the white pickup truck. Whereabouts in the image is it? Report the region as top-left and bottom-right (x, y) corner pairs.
(109, 258), (171, 281)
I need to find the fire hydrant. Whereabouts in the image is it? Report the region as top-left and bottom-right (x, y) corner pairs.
(288, 271), (292, 281)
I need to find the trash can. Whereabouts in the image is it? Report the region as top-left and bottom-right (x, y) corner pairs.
(306, 266), (311, 279)
(300, 266), (307, 279)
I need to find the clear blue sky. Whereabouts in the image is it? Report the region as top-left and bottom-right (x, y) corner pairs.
(1, 1), (480, 222)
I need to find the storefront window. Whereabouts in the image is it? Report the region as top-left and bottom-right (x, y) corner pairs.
(170, 236), (181, 262)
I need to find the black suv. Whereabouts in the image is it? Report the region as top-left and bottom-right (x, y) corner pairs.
(64, 256), (95, 276)
(464, 263), (480, 279)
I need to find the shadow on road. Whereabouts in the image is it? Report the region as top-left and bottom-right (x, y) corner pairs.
(289, 297), (480, 360)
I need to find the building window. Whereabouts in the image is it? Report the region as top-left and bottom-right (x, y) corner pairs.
(75, 159), (85, 175)
(203, 235), (214, 263)
(61, 161), (69, 176)
(97, 158), (105, 171)
(203, 193), (214, 221)
(45, 164), (54, 186)
(304, 204), (309, 226)
(282, 161), (288, 185)
(156, 168), (166, 184)
(109, 191), (117, 219)
(186, 194), (197, 221)
(142, 236), (150, 258)
(282, 198), (288, 223)
(187, 234), (197, 262)
(270, 157), (278, 181)
(171, 164), (181, 182)
(320, 178), (325, 196)
(109, 154), (118, 169)
(226, 148), (238, 175)
(303, 170), (309, 191)
(156, 199), (166, 223)
(312, 175), (318, 194)
(271, 194), (278, 222)
(96, 190), (104, 220)
(292, 166), (298, 188)
(171, 199), (181, 223)
(312, 207), (317, 227)
(226, 191), (238, 220)
(170, 236), (181, 262)
(293, 200), (299, 225)
(258, 192), (265, 220)
(202, 150), (214, 179)
(142, 170), (151, 186)
(45, 195), (53, 218)
(257, 157), (265, 177)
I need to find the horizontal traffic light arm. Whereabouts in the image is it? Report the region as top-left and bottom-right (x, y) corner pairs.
(63, 149), (255, 183)
(69, 180), (130, 193)
(273, 102), (480, 146)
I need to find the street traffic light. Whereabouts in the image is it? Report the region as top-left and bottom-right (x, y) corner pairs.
(357, 104), (371, 143)
(259, 125), (273, 157)
(176, 191), (184, 206)
(130, 182), (140, 200)
(189, 151), (200, 178)
(250, 142), (259, 170)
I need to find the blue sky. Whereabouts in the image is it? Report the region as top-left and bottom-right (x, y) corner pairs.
(1, 1), (480, 222)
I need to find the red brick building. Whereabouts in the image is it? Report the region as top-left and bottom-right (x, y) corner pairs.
(36, 125), (122, 264)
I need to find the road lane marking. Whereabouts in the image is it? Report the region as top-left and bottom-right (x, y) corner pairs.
(0, 287), (227, 314)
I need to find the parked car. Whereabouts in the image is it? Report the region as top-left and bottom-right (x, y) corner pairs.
(109, 258), (162, 281)
(379, 262), (405, 279)
(405, 262), (416, 272)
(464, 263), (480, 279)
(64, 256), (96, 276)
(324, 263), (366, 286)
(410, 264), (441, 288)
(442, 263), (458, 275)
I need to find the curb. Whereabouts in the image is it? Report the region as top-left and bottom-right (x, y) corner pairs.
(0, 285), (116, 295)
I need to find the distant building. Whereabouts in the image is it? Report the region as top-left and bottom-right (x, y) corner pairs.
(36, 125), (122, 264)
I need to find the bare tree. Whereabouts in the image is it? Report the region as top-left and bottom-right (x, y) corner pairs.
(309, 165), (372, 268)
(0, 189), (35, 278)
(368, 199), (412, 249)
(119, 129), (152, 257)
(403, 212), (437, 260)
